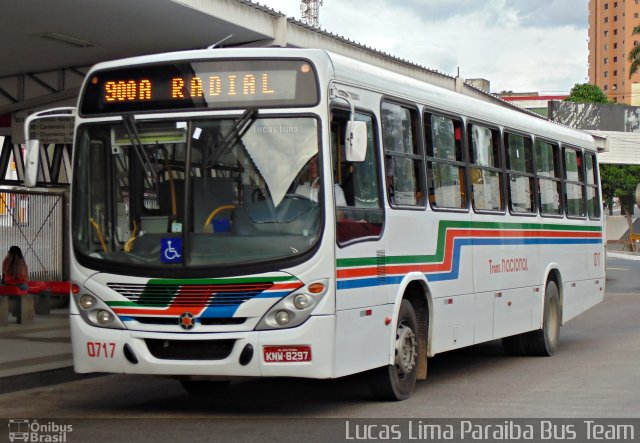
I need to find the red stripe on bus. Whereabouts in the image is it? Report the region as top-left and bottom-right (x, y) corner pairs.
(336, 228), (600, 279)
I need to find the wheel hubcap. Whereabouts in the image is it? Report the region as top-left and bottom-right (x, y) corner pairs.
(395, 323), (417, 376)
(547, 299), (559, 345)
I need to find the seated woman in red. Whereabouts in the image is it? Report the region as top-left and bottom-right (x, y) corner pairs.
(2, 246), (28, 291)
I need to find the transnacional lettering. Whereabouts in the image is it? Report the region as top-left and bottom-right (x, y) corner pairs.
(488, 257), (529, 275)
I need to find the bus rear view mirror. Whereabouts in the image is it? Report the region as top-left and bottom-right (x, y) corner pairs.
(24, 139), (40, 187)
(345, 120), (367, 162)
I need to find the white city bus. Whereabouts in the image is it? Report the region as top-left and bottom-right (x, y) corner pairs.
(64, 48), (604, 400)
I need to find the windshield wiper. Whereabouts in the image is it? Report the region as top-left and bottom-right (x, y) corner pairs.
(122, 115), (158, 186)
(204, 108), (257, 168)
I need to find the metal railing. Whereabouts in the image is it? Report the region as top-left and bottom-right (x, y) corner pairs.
(0, 187), (68, 282)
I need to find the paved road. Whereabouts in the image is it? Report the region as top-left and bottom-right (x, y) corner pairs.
(606, 255), (640, 293)
(0, 257), (638, 442)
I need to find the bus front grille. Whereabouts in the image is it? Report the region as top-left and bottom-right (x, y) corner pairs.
(133, 317), (246, 326)
(144, 338), (236, 360)
(107, 282), (273, 307)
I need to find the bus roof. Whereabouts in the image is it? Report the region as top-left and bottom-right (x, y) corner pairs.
(83, 47), (595, 151)
(326, 51), (595, 151)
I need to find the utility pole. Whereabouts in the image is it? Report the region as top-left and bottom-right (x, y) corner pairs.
(300, 0), (322, 28)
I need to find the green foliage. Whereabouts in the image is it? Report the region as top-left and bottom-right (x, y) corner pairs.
(629, 25), (640, 78)
(600, 164), (640, 214)
(564, 83), (610, 104)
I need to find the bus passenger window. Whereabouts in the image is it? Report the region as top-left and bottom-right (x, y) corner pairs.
(564, 148), (586, 217)
(535, 139), (562, 216)
(425, 114), (466, 209)
(331, 109), (384, 244)
(469, 124), (503, 211)
(381, 102), (424, 207)
(505, 133), (535, 214)
(585, 154), (601, 219)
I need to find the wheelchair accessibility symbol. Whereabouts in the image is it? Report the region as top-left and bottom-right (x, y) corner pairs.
(161, 238), (182, 263)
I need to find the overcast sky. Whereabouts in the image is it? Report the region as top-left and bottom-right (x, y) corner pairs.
(256, 0), (589, 94)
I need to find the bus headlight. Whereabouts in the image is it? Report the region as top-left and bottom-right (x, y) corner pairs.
(275, 310), (291, 326)
(78, 294), (96, 309)
(96, 310), (114, 325)
(73, 290), (125, 330)
(293, 294), (310, 310)
(256, 279), (328, 330)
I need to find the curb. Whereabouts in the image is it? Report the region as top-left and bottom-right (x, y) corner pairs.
(607, 252), (640, 261)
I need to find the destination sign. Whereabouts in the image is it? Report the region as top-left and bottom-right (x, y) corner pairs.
(80, 59), (318, 115)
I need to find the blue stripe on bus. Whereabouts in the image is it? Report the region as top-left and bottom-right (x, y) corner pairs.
(200, 305), (240, 318)
(337, 237), (602, 289)
(254, 291), (293, 298)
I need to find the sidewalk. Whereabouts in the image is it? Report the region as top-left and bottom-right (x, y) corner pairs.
(0, 308), (79, 394)
(607, 251), (640, 261)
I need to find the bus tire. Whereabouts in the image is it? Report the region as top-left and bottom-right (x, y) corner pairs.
(502, 334), (527, 356)
(367, 299), (418, 401)
(180, 380), (230, 397)
(523, 280), (561, 356)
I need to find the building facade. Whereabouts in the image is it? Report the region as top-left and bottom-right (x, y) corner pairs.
(499, 93), (568, 117)
(549, 100), (640, 164)
(588, 0), (640, 104)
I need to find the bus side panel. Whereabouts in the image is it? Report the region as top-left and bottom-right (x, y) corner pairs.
(334, 304), (394, 377)
(583, 278), (605, 313)
(541, 237), (604, 324)
(474, 291), (494, 344)
(335, 243), (388, 312)
(562, 280), (581, 323)
(382, 213), (475, 303)
(493, 286), (534, 339)
(471, 213), (541, 341)
(430, 293), (475, 354)
(562, 278), (604, 323)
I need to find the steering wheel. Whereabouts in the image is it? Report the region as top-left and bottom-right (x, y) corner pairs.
(284, 193), (315, 203)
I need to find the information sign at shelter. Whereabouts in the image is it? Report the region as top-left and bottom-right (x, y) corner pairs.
(28, 117), (74, 144)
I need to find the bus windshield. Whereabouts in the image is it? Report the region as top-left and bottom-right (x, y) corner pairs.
(72, 115), (321, 273)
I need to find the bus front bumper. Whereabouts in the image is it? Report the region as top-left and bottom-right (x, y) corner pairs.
(70, 314), (335, 379)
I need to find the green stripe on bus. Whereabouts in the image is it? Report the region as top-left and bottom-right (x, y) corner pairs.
(106, 301), (138, 307)
(336, 220), (601, 268)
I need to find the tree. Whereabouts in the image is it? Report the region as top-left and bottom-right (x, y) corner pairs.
(600, 164), (640, 242)
(564, 83), (610, 104)
(628, 25), (640, 78)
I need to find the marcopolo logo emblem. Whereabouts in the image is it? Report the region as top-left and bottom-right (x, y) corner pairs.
(179, 312), (196, 330)
(8, 419), (73, 442)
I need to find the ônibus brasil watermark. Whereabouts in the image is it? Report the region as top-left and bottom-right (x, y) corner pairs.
(8, 419), (72, 442)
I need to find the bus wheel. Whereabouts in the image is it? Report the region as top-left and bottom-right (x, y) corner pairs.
(180, 380), (230, 397)
(523, 280), (561, 356)
(368, 299), (418, 401)
(502, 334), (527, 356)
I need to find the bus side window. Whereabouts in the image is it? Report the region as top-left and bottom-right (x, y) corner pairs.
(330, 109), (384, 244)
(381, 101), (424, 207)
(564, 147), (586, 218)
(424, 113), (466, 209)
(505, 132), (535, 214)
(535, 139), (563, 216)
(468, 124), (503, 212)
(585, 153), (600, 219)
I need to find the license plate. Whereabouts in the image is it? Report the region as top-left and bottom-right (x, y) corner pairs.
(263, 345), (312, 363)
